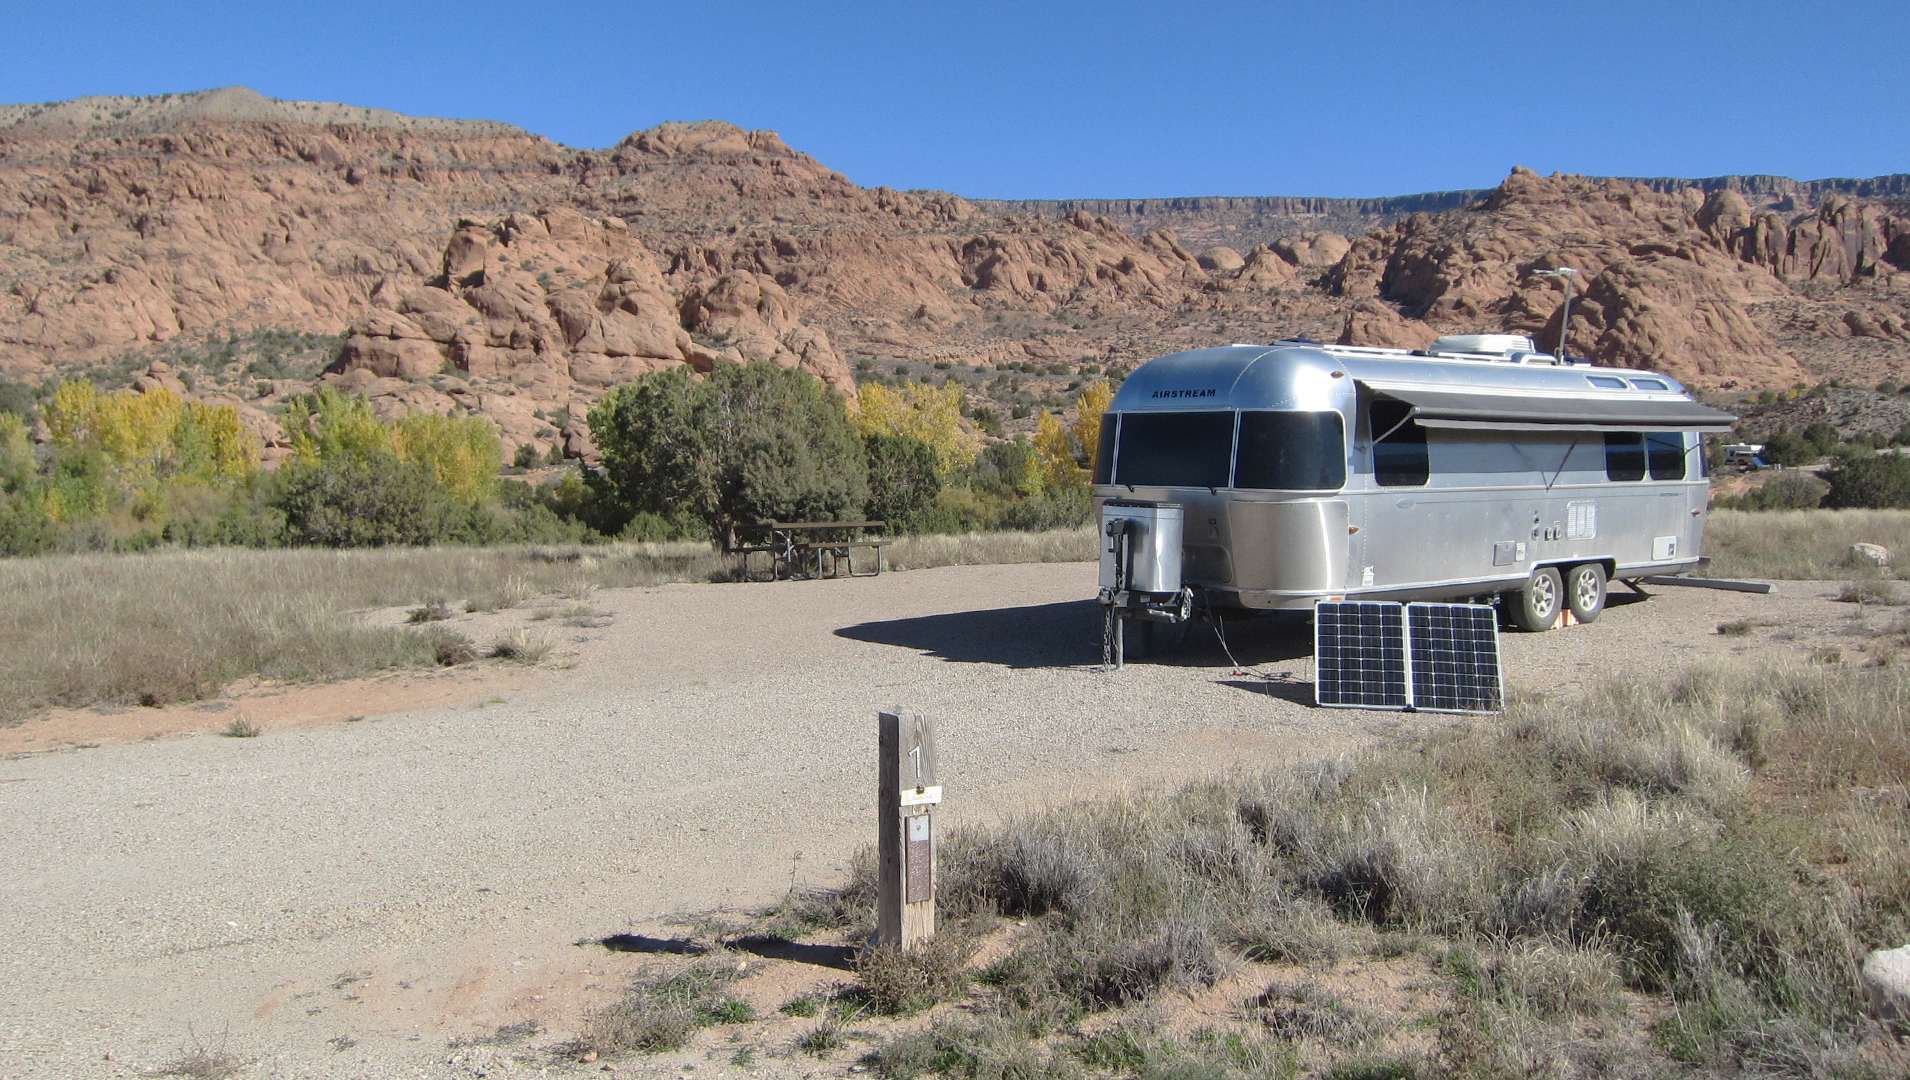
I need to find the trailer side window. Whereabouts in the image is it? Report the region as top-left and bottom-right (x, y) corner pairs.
(1235, 412), (1346, 491)
(1647, 432), (1686, 480)
(1092, 417), (1118, 485)
(1371, 400), (1428, 487)
(1113, 411), (1235, 488)
(1605, 433), (1646, 481)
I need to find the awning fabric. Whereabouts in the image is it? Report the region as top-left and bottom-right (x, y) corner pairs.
(1364, 384), (1737, 433)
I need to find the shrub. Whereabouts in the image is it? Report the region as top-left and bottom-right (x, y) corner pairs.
(1821, 454), (1910, 508)
(489, 628), (552, 664)
(863, 433), (942, 530)
(276, 454), (459, 547)
(1043, 912), (1227, 1009)
(431, 630), (480, 666)
(779, 995), (820, 1018)
(591, 361), (869, 541)
(856, 934), (978, 1015)
(579, 963), (750, 1055)
(1715, 470), (1828, 511)
(795, 1020), (845, 1056)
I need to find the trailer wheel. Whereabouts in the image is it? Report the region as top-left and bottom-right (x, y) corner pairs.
(1507, 567), (1563, 632)
(1566, 562), (1607, 624)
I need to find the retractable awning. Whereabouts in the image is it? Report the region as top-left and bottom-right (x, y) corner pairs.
(1364, 384), (1737, 433)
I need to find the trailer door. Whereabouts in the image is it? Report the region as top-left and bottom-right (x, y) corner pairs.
(1361, 400), (1430, 590)
(1645, 432), (1691, 562)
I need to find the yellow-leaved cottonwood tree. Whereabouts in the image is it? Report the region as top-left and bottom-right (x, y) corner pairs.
(854, 382), (981, 471)
(1035, 380), (1111, 490)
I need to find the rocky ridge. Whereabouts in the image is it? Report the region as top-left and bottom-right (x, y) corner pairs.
(1, 87), (1907, 462)
(1328, 168), (1910, 389)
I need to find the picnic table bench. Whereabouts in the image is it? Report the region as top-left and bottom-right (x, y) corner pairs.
(726, 520), (889, 581)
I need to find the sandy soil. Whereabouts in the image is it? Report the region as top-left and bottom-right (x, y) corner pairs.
(0, 563), (1871, 1079)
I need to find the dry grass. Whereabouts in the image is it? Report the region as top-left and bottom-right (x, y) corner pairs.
(838, 658), (1910, 1079)
(220, 716), (263, 739)
(150, 1046), (244, 1079)
(575, 960), (754, 1057)
(885, 527), (1095, 571)
(857, 934), (980, 1015)
(0, 530), (1093, 724)
(1706, 508), (1910, 579)
(489, 628), (553, 664)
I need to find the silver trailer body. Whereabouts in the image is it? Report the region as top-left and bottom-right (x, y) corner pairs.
(1091, 341), (1736, 612)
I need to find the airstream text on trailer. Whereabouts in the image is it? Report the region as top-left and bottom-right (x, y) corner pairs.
(1093, 337), (1736, 653)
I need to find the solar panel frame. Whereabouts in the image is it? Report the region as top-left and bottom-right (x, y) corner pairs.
(1405, 602), (1504, 713)
(1313, 600), (1504, 714)
(1313, 601), (1409, 709)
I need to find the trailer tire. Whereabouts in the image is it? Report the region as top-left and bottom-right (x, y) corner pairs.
(1566, 562), (1607, 624)
(1508, 567), (1564, 632)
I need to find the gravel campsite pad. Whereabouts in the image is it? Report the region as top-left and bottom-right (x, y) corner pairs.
(0, 563), (1873, 1078)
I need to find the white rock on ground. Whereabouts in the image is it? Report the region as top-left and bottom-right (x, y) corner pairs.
(1865, 944), (1910, 1031)
(1850, 542), (1891, 565)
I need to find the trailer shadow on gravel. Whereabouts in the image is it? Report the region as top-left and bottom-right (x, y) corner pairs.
(837, 601), (1317, 671)
(836, 599), (1104, 667)
(1145, 614), (1315, 669)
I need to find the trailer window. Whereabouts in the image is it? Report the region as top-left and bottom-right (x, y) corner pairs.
(1647, 432), (1686, 480)
(1113, 411), (1235, 488)
(1234, 412), (1345, 490)
(1371, 400), (1428, 487)
(1605, 433), (1646, 481)
(1092, 418), (1118, 484)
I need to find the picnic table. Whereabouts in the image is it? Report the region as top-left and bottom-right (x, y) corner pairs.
(726, 520), (889, 581)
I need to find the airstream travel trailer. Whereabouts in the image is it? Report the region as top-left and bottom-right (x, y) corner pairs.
(1093, 336), (1736, 657)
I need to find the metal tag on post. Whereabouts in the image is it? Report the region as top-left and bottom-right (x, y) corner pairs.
(878, 709), (938, 948)
(905, 814), (932, 903)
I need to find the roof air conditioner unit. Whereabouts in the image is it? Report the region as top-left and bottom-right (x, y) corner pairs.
(1430, 334), (1537, 356)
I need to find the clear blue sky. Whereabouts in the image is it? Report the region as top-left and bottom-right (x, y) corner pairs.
(3, 0), (1903, 200)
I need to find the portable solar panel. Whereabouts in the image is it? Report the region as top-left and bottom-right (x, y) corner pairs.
(1313, 601), (1409, 709)
(1313, 600), (1502, 713)
(1405, 602), (1504, 713)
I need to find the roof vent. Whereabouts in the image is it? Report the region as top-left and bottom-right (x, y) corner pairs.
(1429, 334), (1538, 357)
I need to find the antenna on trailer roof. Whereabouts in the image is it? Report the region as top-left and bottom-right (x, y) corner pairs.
(1529, 267), (1579, 361)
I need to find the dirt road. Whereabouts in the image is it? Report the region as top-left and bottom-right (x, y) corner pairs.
(0, 562), (1862, 1078)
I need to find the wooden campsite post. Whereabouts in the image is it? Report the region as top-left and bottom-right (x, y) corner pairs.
(877, 709), (939, 948)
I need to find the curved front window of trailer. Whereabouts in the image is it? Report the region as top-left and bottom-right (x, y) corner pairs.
(1110, 411), (1235, 488)
(1092, 419), (1116, 484)
(1235, 411), (1346, 490)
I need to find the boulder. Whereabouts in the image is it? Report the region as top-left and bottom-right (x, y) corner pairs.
(442, 221), (491, 283)
(1273, 231), (1351, 268)
(1338, 299), (1438, 350)
(560, 418), (597, 462)
(1863, 944), (1910, 1032)
(1197, 246), (1245, 272)
(1238, 245), (1299, 287)
(131, 360), (188, 396)
(1850, 542), (1892, 566)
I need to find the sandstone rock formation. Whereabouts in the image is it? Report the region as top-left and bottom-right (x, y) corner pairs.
(2, 87), (1909, 465)
(1325, 168), (1910, 388)
(1273, 232), (1350, 268)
